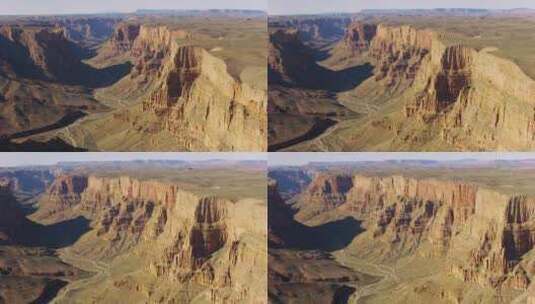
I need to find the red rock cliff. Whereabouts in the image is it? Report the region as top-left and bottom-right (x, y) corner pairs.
(132, 25), (266, 151)
(304, 173), (535, 291)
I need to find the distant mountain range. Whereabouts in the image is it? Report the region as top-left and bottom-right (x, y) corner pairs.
(135, 9), (267, 17)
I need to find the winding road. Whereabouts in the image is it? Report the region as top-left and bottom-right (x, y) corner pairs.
(335, 251), (400, 304)
(50, 248), (110, 304)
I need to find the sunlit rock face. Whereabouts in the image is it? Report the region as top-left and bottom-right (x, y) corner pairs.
(129, 25), (266, 151)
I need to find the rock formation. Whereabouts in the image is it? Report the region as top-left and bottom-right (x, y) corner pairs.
(107, 23), (140, 54)
(298, 173), (535, 292)
(339, 22), (535, 150)
(0, 25), (84, 81)
(340, 22), (377, 55)
(107, 25), (267, 151)
(271, 19), (535, 151)
(55, 17), (118, 46)
(268, 28), (327, 87)
(34, 173), (266, 303)
(269, 17), (351, 42)
(0, 24), (108, 136)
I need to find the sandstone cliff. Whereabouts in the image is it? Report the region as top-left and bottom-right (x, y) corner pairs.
(293, 173), (353, 221)
(0, 24), (110, 136)
(105, 23), (141, 55)
(268, 28), (330, 88)
(300, 173), (535, 292)
(36, 174), (266, 303)
(339, 22), (377, 55)
(108, 25), (267, 151)
(0, 25), (85, 81)
(339, 22), (535, 150)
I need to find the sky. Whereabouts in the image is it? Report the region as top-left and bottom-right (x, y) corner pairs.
(0, 0), (266, 15)
(0, 153), (266, 167)
(4, 152), (535, 167)
(268, 152), (535, 166)
(269, 0), (535, 15)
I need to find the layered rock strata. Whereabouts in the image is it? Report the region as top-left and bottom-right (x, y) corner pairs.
(130, 26), (266, 151)
(37, 174), (266, 303)
(302, 173), (535, 291)
(108, 23), (140, 53)
(341, 21), (535, 150)
(341, 22), (377, 55)
(0, 25), (85, 81)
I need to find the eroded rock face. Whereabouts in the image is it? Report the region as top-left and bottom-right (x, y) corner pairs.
(56, 17), (118, 45)
(0, 25), (83, 80)
(34, 175), (89, 220)
(342, 22), (377, 54)
(304, 173), (353, 207)
(108, 23), (140, 53)
(153, 196), (230, 277)
(346, 22), (535, 150)
(0, 24), (110, 137)
(268, 29), (323, 87)
(132, 25), (266, 151)
(36, 174), (266, 303)
(149, 192), (266, 303)
(368, 24), (434, 89)
(313, 174), (535, 291)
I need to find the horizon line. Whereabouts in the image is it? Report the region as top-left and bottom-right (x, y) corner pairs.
(268, 7), (535, 16)
(0, 8), (268, 17)
(0, 158), (267, 169)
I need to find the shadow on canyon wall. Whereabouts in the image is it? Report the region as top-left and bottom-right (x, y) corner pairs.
(270, 62), (373, 93)
(286, 216), (364, 252)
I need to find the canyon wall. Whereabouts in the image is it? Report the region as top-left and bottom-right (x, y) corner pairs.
(341, 22), (377, 55)
(0, 185), (30, 242)
(107, 23), (141, 54)
(342, 21), (535, 150)
(269, 17), (351, 42)
(268, 29), (319, 86)
(298, 173), (535, 292)
(36, 174), (266, 303)
(120, 25), (266, 151)
(0, 170), (54, 193)
(0, 24), (108, 135)
(0, 25), (90, 82)
(55, 17), (118, 45)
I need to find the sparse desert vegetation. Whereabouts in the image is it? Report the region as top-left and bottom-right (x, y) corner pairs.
(0, 159), (267, 303)
(268, 9), (535, 152)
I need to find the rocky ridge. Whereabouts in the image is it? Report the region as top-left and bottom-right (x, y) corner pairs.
(0, 25), (85, 81)
(341, 21), (535, 150)
(300, 172), (535, 292)
(268, 29), (322, 87)
(0, 24), (110, 136)
(109, 25), (267, 151)
(36, 173), (266, 303)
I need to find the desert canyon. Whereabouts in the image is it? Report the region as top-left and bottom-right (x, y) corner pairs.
(0, 10), (267, 151)
(269, 158), (535, 303)
(0, 159), (267, 303)
(268, 9), (535, 151)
